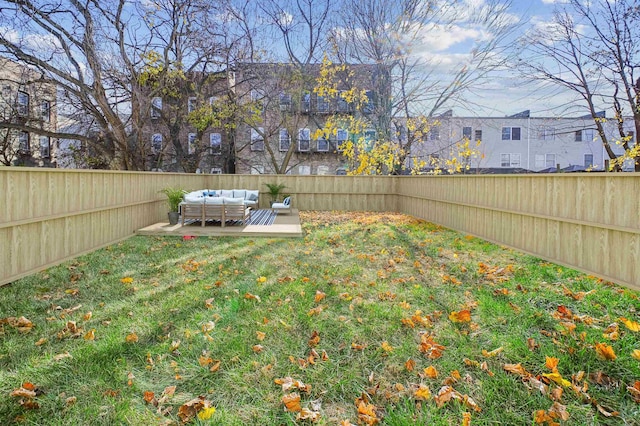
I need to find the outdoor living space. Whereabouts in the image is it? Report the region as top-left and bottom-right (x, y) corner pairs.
(136, 208), (303, 238)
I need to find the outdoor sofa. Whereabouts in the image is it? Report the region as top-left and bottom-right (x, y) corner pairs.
(180, 189), (258, 227)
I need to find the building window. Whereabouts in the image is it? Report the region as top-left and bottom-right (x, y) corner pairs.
(462, 127), (472, 140)
(251, 89), (265, 111)
(576, 129), (594, 142)
(584, 154), (594, 168)
(279, 128), (291, 152)
(627, 131), (635, 142)
(151, 97), (162, 119)
(364, 129), (377, 151)
(188, 133), (197, 154)
(317, 95), (329, 113)
(545, 154), (556, 168)
(210, 167), (222, 174)
(474, 129), (482, 142)
(502, 127), (521, 141)
(500, 153), (521, 167)
(539, 127), (555, 140)
(210, 133), (221, 155)
(363, 90), (374, 114)
(317, 165), (329, 175)
(188, 97), (197, 113)
(251, 128), (264, 151)
(317, 136), (329, 152)
(41, 101), (50, 122)
(39, 136), (50, 158)
(337, 91), (350, 112)
(17, 91), (29, 116)
(250, 165), (264, 174)
(279, 93), (291, 112)
(299, 165), (311, 175)
(337, 129), (348, 151)
(18, 131), (30, 152)
(301, 93), (311, 113)
(298, 128), (310, 152)
(151, 133), (163, 153)
(429, 128), (440, 141)
(534, 154), (544, 169)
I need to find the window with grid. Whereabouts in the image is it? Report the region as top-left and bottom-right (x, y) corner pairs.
(337, 91), (350, 112)
(151, 97), (162, 118)
(502, 127), (521, 141)
(363, 90), (374, 114)
(17, 91), (29, 116)
(298, 128), (310, 151)
(39, 136), (50, 158)
(317, 136), (329, 152)
(279, 93), (291, 112)
(500, 153), (521, 167)
(18, 131), (29, 152)
(251, 128), (264, 151)
(429, 128), (440, 141)
(474, 129), (482, 141)
(188, 133), (197, 154)
(336, 129), (348, 151)
(298, 165), (311, 175)
(279, 129), (290, 152)
(151, 133), (163, 153)
(462, 127), (472, 139)
(539, 127), (555, 140)
(317, 95), (329, 113)
(584, 154), (594, 168)
(41, 101), (50, 122)
(210, 133), (221, 154)
(188, 97), (197, 113)
(545, 154), (556, 168)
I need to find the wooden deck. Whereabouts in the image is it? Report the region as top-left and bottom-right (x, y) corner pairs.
(136, 209), (303, 238)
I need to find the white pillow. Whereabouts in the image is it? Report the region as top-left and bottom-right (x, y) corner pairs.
(184, 191), (205, 203)
(206, 197), (224, 205)
(233, 189), (247, 199)
(246, 190), (259, 201)
(220, 189), (233, 198)
(223, 197), (244, 205)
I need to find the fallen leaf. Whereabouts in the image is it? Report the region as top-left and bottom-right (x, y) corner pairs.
(545, 356), (559, 372)
(125, 333), (139, 343)
(252, 344), (264, 353)
(462, 412), (471, 426)
(314, 291), (326, 303)
(308, 331), (320, 347)
(380, 341), (393, 353)
(256, 331), (266, 341)
(627, 381), (640, 403)
(405, 358), (416, 372)
(34, 338), (47, 346)
(620, 317), (640, 332)
(297, 407), (321, 422)
(632, 349), (640, 361)
(53, 352), (72, 361)
(282, 392), (302, 412)
(503, 363), (531, 378)
(424, 365), (438, 379)
(83, 329), (95, 341)
(449, 310), (471, 323)
(414, 384), (431, 400)
(481, 347), (503, 358)
(542, 372), (571, 387)
(120, 277), (133, 284)
(356, 401), (379, 425)
(595, 342), (616, 360)
(178, 396), (210, 423)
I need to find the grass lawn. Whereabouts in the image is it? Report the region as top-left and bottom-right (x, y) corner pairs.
(1, 211), (640, 425)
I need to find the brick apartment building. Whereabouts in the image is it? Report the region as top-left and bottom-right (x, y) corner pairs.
(0, 57), (57, 167)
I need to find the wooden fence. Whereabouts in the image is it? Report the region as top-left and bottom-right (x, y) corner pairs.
(1, 168), (638, 290)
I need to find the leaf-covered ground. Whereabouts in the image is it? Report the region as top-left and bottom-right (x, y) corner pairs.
(1, 211), (639, 425)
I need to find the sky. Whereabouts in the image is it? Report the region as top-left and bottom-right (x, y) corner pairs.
(426, 0), (579, 118)
(0, 0), (592, 119)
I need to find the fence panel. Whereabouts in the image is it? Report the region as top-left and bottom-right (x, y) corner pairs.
(2, 169), (639, 289)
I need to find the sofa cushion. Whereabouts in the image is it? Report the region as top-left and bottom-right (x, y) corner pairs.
(206, 189), (219, 197)
(206, 197), (224, 205)
(246, 190), (259, 201)
(220, 189), (233, 198)
(184, 191), (206, 203)
(223, 197), (245, 205)
(233, 189), (247, 199)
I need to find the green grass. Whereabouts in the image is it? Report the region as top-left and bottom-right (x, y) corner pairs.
(1, 211), (639, 425)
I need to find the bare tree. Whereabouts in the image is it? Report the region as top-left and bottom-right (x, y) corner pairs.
(330, 0), (518, 173)
(519, 0), (640, 171)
